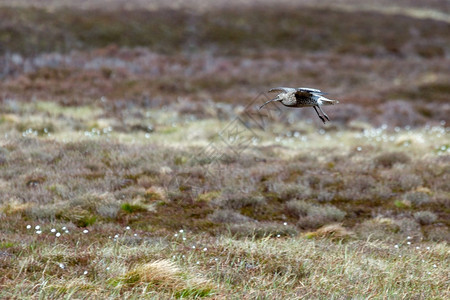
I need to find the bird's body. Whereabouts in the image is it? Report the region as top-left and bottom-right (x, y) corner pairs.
(259, 87), (339, 123)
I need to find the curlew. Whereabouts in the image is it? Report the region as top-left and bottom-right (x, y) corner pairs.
(259, 87), (339, 123)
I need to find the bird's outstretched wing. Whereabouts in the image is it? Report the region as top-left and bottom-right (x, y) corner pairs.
(296, 87), (327, 95)
(268, 87), (296, 93)
(295, 90), (312, 98)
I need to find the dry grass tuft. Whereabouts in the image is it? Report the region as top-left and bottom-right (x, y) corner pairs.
(112, 259), (213, 297)
(305, 224), (353, 240)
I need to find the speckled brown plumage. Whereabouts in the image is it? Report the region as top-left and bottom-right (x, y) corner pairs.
(259, 87), (339, 123)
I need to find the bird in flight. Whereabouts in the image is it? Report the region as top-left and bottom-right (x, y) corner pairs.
(259, 87), (339, 123)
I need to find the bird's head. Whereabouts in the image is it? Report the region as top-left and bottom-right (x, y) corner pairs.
(259, 94), (282, 110)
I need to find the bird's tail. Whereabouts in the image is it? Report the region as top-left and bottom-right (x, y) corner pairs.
(259, 96), (281, 110)
(319, 96), (339, 105)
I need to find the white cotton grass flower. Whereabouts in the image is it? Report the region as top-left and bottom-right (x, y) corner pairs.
(36, 230), (42, 235)
(174, 233), (178, 237)
(26, 225), (31, 229)
(283, 222), (287, 226)
(83, 229), (89, 234)
(179, 229), (184, 233)
(59, 263), (65, 269)
(394, 244), (399, 249)
(192, 246), (196, 249)
(65, 230), (69, 234)
(114, 234), (119, 238)
(407, 242), (411, 245)
(203, 247), (207, 252)
(35, 225), (40, 230)
(106, 267), (110, 271)
(126, 226), (130, 230)
(83, 270), (88, 275)
(62, 226), (67, 230)
(56, 232), (61, 237)
(134, 233), (138, 237)
(51, 228), (56, 233)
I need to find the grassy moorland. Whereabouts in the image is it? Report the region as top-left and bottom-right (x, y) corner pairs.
(0, 0), (449, 298)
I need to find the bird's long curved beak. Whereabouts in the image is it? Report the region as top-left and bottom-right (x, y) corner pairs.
(259, 97), (280, 110)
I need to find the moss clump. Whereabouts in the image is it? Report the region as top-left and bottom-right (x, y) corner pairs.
(121, 202), (147, 214)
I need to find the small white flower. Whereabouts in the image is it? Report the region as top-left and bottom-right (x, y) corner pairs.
(83, 271), (88, 275)
(83, 230), (89, 234)
(182, 237), (186, 241)
(106, 267), (110, 271)
(59, 263), (65, 269)
(356, 147), (362, 151)
(277, 234), (281, 238)
(35, 225), (40, 230)
(114, 234), (119, 238)
(433, 264), (437, 268)
(192, 246), (196, 249)
(399, 255), (402, 257)
(407, 236), (412, 240)
(174, 233), (178, 237)
(407, 242), (411, 245)
(416, 246), (420, 250)
(51, 228), (56, 233)
(65, 230), (69, 234)
(426, 246), (430, 250)
(179, 229), (184, 233)
(126, 226), (130, 230)
(196, 261), (200, 265)
(56, 232), (61, 237)
(427, 271), (431, 275)
(394, 244), (399, 249)
(133, 233), (138, 237)
(26, 225), (31, 229)
(62, 226), (67, 230)
(203, 247), (207, 251)
(214, 258), (218, 261)
(36, 230), (42, 234)
(283, 222), (287, 226)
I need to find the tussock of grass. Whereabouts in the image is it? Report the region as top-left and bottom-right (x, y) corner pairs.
(229, 222), (298, 239)
(305, 224), (353, 240)
(286, 200), (346, 228)
(111, 259), (213, 297)
(208, 209), (253, 224)
(413, 211), (437, 225)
